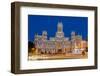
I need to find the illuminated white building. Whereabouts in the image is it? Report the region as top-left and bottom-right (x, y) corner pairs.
(34, 22), (87, 54)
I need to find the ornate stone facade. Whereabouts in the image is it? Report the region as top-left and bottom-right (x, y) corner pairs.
(34, 22), (87, 54)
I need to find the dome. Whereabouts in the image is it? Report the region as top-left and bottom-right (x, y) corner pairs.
(42, 31), (47, 36)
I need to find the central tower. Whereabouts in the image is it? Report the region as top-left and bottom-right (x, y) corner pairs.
(56, 22), (64, 38)
(58, 22), (63, 32)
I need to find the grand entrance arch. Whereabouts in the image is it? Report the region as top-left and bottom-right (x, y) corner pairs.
(57, 49), (62, 54)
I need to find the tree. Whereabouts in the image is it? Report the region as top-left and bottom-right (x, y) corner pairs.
(28, 41), (34, 53)
(85, 47), (88, 52)
(82, 51), (85, 56)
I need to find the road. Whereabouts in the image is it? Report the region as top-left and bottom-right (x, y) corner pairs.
(28, 53), (88, 60)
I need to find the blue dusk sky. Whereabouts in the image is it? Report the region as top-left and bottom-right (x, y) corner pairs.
(28, 15), (88, 41)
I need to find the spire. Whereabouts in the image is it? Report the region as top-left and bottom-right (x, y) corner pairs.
(42, 31), (47, 40)
(42, 31), (47, 36)
(71, 31), (75, 36)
